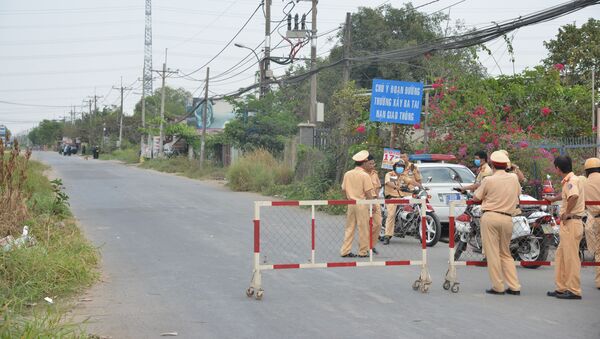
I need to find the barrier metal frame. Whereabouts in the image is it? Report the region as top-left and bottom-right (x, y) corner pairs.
(246, 198), (432, 300)
(443, 199), (600, 293)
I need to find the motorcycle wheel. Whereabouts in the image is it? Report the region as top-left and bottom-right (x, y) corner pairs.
(454, 237), (465, 261)
(516, 233), (548, 269)
(417, 212), (442, 247)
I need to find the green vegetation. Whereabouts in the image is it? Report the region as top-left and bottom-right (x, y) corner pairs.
(140, 157), (226, 180)
(226, 149), (293, 192)
(99, 147), (140, 164)
(1, 142), (99, 337)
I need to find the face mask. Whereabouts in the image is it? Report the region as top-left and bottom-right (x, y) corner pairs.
(474, 159), (481, 167)
(395, 167), (405, 174)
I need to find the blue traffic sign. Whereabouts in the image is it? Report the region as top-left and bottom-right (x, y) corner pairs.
(369, 79), (423, 124)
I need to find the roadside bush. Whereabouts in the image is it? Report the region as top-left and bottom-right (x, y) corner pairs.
(100, 148), (139, 164)
(140, 157), (226, 180)
(227, 149), (293, 193)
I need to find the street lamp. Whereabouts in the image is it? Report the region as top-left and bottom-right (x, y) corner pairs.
(234, 43), (264, 97)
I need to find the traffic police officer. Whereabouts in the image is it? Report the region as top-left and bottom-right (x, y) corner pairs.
(400, 153), (422, 185)
(382, 160), (418, 245)
(365, 155), (382, 254)
(473, 151), (521, 295)
(583, 157), (600, 290)
(546, 155), (584, 299)
(340, 150), (375, 258)
(499, 149), (527, 183)
(460, 150), (492, 193)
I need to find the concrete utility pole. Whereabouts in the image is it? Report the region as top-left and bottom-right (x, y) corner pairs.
(113, 77), (133, 149)
(262, 0), (271, 97)
(200, 67), (210, 168)
(342, 12), (351, 83)
(423, 90), (430, 148)
(87, 93), (102, 146)
(309, 0), (318, 123)
(153, 49), (178, 158)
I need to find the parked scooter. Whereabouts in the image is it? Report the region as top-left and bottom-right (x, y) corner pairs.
(453, 191), (552, 268)
(380, 184), (442, 247)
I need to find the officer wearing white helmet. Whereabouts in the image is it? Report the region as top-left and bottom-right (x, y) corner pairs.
(472, 151), (522, 295)
(583, 157), (600, 290)
(340, 150), (375, 258)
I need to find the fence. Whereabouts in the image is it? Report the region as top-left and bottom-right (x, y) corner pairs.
(246, 198), (432, 300)
(443, 199), (600, 293)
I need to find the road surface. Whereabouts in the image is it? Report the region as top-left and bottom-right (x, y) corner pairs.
(34, 152), (600, 339)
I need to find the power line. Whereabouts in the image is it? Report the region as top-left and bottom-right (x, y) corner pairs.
(0, 100), (73, 108)
(176, 1), (262, 79)
(208, 0), (600, 100)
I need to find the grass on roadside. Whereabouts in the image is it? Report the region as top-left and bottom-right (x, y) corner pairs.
(1, 155), (99, 337)
(99, 148), (139, 164)
(140, 157), (226, 180)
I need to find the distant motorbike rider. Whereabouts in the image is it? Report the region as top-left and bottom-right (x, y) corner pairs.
(382, 160), (418, 245)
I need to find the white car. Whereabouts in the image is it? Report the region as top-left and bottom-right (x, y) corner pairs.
(415, 162), (476, 225)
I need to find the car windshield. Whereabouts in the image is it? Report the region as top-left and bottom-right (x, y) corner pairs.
(419, 166), (475, 184)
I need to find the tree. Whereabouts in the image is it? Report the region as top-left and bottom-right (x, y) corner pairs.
(223, 92), (299, 155)
(543, 18), (600, 84)
(28, 120), (63, 146)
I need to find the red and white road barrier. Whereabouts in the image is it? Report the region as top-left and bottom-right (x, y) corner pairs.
(246, 198), (432, 300)
(443, 199), (600, 293)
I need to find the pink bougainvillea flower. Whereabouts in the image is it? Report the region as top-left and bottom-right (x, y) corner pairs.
(519, 141), (529, 148)
(527, 125), (534, 131)
(474, 106), (486, 116)
(553, 63), (565, 71)
(432, 83), (442, 89)
(593, 126), (598, 132)
(479, 136), (486, 143)
(503, 105), (511, 113)
(355, 124), (366, 133)
(551, 148), (558, 153)
(448, 86), (458, 92)
(458, 146), (468, 158)
(413, 123), (421, 129)
(541, 107), (552, 117)
(415, 149), (425, 154)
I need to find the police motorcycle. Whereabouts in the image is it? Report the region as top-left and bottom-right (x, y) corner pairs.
(452, 190), (552, 268)
(379, 178), (442, 247)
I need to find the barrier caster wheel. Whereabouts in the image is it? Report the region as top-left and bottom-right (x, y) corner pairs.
(412, 280), (420, 291)
(451, 284), (459, 293)
(443, 281), (451, 290)
(255, 289), (264, 300)
(420, 284), (430, 293)
(246, 287), (254, 297)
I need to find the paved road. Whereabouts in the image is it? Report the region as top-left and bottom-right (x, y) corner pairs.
(34, 152), (600, 339)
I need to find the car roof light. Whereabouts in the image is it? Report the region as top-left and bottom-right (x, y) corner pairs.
(409, 154), (457, 162)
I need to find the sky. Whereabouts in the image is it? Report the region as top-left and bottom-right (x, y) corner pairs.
(0, 0), (599, 135)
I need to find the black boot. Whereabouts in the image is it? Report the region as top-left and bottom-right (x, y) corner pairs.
(383, 236), (390, 245)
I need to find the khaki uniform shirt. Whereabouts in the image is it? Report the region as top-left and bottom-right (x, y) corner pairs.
(474, 170), (521, 214)
(561, 172), (585, 216)
(405, 162), (422, 183)
(342, 167), (375, 200)
(384, 171), (414, 197)
(368, 170), (382, 192)
(584, 172), (600, 215)
(476, 163), (493, 184)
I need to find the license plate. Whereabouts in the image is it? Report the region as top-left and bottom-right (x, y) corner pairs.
(445, 193), (462, 205)
(541, 224), (555, 234)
